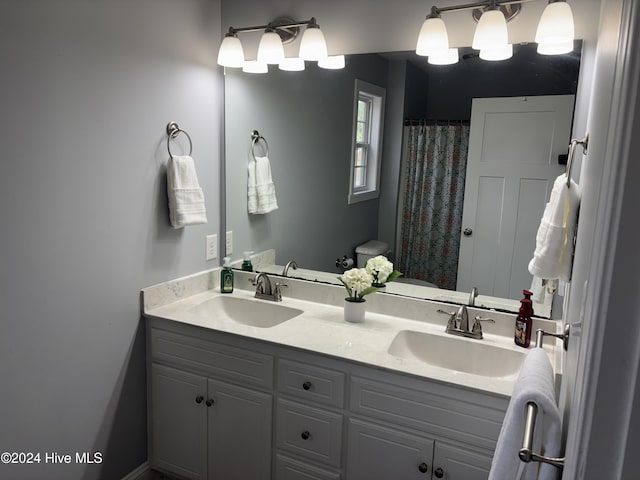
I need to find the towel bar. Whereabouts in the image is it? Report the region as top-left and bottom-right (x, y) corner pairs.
(518, 324), (571, 470)
(566, 134), (589, 187)
(166, 122), (193, 159)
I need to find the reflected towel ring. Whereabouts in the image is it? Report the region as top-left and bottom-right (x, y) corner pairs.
(251, 130), (269, 161)
(166, 122), (193, 159)
(565, 134), (589, 188)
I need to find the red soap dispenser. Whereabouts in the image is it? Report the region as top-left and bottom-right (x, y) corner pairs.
(514, 297), (534, 348)
(522, 289), (534, 316)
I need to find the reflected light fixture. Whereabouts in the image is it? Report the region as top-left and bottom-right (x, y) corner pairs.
(416, 0), (575, 62)
(218, 16), (338, 72)
(279, 57), (306, 71)
(242, 60), (268, 74)
(428, 48), (459, 65)
(318, 55), (346, 69)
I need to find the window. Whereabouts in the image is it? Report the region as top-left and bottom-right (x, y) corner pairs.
(349, 80), (386, 204)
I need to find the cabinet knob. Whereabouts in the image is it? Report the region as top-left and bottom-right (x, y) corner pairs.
(463, 228), (473, 237)
(195, 395), (204, 404)
(206, 398), (214, 407)
(434, 467), (444, 478)
(300, 430), (310, 440)
(418, 462), (428, 473)
(302, 381), (312, 390)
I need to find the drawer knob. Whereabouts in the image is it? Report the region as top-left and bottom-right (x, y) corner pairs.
(195, 395), (204, 404)
(418, 462), (429, 474)
(434, 467), (444, 478)
(206, 398), (214, 407)
(302, 381), (312, 390)
(300, 430), (310, 440)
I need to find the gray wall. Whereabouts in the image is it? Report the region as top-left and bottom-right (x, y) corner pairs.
(0, 1), (222, 479)
(225, 55), (389, 271)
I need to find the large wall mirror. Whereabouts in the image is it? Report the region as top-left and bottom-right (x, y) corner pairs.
(224, 42), (581, 318)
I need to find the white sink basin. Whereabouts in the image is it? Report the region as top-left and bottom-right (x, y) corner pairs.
(188, 296), (303, 328)
(388, 330), (526, 378)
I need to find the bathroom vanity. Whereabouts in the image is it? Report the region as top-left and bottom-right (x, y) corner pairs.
(143, 269), (560, 480)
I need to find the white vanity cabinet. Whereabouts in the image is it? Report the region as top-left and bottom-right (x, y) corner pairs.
(146, 317), (508, 480)
(148, 324), (273, 480)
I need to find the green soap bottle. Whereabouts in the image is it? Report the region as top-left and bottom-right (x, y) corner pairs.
(220, 257), (234, 293)
(241, 251), (254, 272)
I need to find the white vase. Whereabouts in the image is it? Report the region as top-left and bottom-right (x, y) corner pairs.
(344, 298), (366, 323)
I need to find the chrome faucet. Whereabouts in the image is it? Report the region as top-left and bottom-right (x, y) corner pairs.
(250, 272), (287, 302)
(282, 260), (299, 277)
(437, 287), (494, 339)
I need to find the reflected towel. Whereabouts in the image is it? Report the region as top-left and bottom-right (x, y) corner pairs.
(248, 155), (278, 214)
(528, 173), (580, 282)
(167, 155), (207, 228)
(489, 348), (561, 480)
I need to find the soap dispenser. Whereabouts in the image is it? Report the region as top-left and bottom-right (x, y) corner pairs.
(220, 257), (234, 294)
(241, 251), (254, 272)
(522, 289), (534, 316)
(514, 296), (533, 348)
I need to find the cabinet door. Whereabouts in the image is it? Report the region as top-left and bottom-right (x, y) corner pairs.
(207, 379), (272, 480)
(347, 419), (434, 480)
(432, 442), (492, 480)
(151, 364), (208, 480)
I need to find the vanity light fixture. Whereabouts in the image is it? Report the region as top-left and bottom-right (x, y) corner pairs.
(428, 48), (459, 65)
(416, 0), (575, 62)
(218, 16), (339, 72)
(242, 60), (268, 74)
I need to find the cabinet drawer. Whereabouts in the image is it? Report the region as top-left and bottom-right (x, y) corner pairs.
(276, 454), (341, 480)
(276, 399), (343, 468)
(277, 359), (345, 408)
(150, 328), (273, 389)
(350, 376), (505, 450)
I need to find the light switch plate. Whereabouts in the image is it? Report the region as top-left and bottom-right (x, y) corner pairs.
(206, 234), (217, 261)
(226, 231), (233, 256)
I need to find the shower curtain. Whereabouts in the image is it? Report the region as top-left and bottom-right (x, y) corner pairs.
(398, 124), (470, 289)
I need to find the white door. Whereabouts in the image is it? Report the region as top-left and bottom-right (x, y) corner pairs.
(456, 95), (575, 299)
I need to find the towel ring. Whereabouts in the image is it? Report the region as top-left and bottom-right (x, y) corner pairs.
(166, 122), (193, 159)
(565, 134), (589, 188)
(251, 130), (269, 161)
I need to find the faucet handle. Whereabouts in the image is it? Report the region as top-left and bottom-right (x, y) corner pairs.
(471, 316), (495, 337)
(273, 282), (288, 301)
(437, 309), (458, 330)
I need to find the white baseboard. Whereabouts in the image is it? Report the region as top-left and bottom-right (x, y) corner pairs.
(121, 461), (150, 480)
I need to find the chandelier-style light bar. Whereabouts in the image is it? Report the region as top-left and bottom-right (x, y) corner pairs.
(416, 0), (575, 64)
(218, 16), (343, 73)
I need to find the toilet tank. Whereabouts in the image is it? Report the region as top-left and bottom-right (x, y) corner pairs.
(355, 240), (391, 268)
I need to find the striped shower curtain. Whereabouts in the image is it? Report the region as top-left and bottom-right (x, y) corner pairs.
(398, 124), (470, 290)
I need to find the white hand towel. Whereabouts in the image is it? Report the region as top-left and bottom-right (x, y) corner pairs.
(489, 348), (561, 480)
(167, 155), (207, 228)
(248, 155), (278, 214)
(528, 173), (580, 282)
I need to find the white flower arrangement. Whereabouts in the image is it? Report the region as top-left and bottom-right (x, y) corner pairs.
(338, 268), (377, 301)
(365, 255), (402, 286)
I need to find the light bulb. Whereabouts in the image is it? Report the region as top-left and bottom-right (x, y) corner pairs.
(416, 15), (449, 57)
(537, 39), (574, 55)
(299, 23), (328, 61)
(472, 9), (509, 51)
(257, 29), (285, 65)
(217, 32), (244, 68)
(536, 1), (575, 47)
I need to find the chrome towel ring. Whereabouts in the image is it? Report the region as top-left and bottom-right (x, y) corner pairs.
(251, 130), (269, 160)
(166, 122), (193, 159)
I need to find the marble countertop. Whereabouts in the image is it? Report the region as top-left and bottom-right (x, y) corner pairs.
(142, 269), (561, 398)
